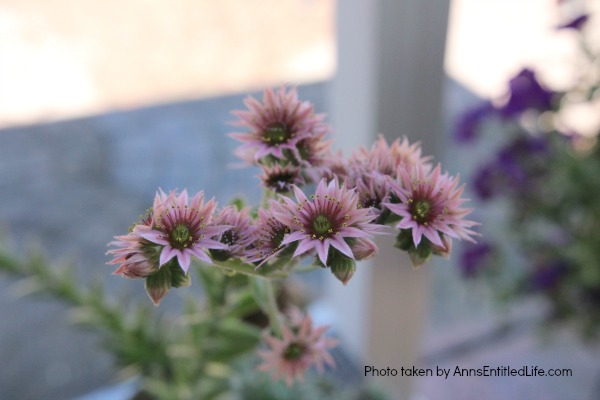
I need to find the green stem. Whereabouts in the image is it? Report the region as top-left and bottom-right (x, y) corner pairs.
(251, 277), (283, 338)
(260, 188), (273, 209)
(264, 279), (283, 338)
(263, 279), (283, 338)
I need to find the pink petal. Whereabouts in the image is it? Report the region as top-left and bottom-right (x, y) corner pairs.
(412, 226), (423, 246)
(159, 247), (177, 266)
(330, 236), (354, 259)
(281, 231), (306, 246)
(176, 251), (191, 273)
(293, 239), (316, 258)
(315, 240), (330, 266)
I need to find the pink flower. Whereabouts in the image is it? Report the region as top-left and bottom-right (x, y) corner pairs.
(212, 206), (256, 261)
(107, 212), (159, 278)
(294, 134), (332, 167)
(384, 164), (479, 249)
(259, 163), (305, 194)
(229, 85), (330, 162)
(349, 135), (431, 179)
(276, 178), (385, 266)
(257, 312), (338, 386)
(332, 136), (432, 222)
(134, 190), (230, 273)
(348, 172), (395, 223)
(246, 203), (291, 264)
(107, 235), (158, 278)
(320, 149), (348, 181)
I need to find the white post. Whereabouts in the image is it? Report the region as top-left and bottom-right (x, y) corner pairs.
(328, 1), (450, 399)
(325, 0), (380, 362)
(371, 1), (450, 399)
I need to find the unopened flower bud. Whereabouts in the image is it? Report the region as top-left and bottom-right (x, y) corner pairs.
(327, 249), (357, 285)
(350, 238), (378, 261)
(144, 260), (191, 306)
(431, 234), (452, 258)
(408, 242), (433, 268)
(145, 268), (171, 306)
(394, 229), (414, 251)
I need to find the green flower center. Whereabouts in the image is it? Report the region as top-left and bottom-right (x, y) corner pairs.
(171, 224), (193, 249)
(263, 122), (290, 145)
(283, 342), (306, 361)
(412, 200), (431, 223)
(313, 214), (333, 236)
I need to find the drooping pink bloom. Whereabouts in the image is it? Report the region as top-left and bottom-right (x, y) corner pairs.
(107, 235), (158, 278)
(229, 85), (330, 162)
(212, 206), (256, 260)
(107, 211), (159, 278)
(276, 178), (385, 266)
(257, 312), (338, 386)
(246, 202), (291, 264)
(384, 164), (479, 249)
(134, 190), (230, 273)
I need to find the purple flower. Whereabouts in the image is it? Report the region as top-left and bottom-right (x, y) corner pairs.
(275, 178), (384, 266)
(557, 14), (589, 30)
(134, 190), (230, 273)
(459, 241), (493, 277)
(474, 135), (549, 200)
(229, 85), (330, 162)
(531, 260), (568, 291)
(454, 101), (495, 143)
(496, 150), (527, 189)
(500, 69), (555, 117)
(473, 164), (498, 200)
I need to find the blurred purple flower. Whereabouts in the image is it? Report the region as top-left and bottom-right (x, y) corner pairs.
(473, 135), (549, 200)
(454, 101), (495, 143)
(501, 69), (555, 117)
(557, 14), (589, 30)
(497, 151), (527, 188)
(531, 260), (568, 291)
(459, 241), (493, 277)
(473, 164), (498, 200)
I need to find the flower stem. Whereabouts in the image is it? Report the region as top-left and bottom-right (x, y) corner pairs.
(264, 280), (283, 338)
(260, 188), (274, 209)
(251, 277), (283, 338)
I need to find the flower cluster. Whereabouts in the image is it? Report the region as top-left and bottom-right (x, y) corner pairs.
(107, 84), (478, 385)
(454, 7), (600, 337)
(229, 84), (332, 188)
